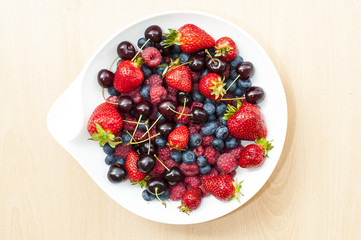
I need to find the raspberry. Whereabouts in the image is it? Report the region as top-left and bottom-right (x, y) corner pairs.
(106, 96), (119, 105)
(162, 94), (177, 103)
(188, 127), (198, 135)
(149, 107), (158, 120)
(226, 145), (244, 159)
(164, 56), (171, 65)
(183, 176), (201, 189)
(217, 153), (238, 173)
(188, 122), (202, 132)
(169, 183), (187, 201)
(201, 134), (215, 147)
(164, 159), (180, 169)
(150, 85), (167, 104)
(229, 170), (237, 178)
(156, 146), (173, 160)
(145, 74), (163, 86)
(192, 145), (204, 157)
(149, 124), (157, 141)
(174, 106), (191, 124)
(123, 116), (137, 131)
(167, 86), (178, 95)
(204, 146), (220, 165)
(142, 47), (162, 67)
(192, 83), (199, 92)
(180, 162), (199, 176)
(190, 102), (203, 110)
(133, 130), (146, 142)
(114, 145), (132, 159)
(201, 168), (219, 181)
(122, 87), (142, 104)
(150, 159), (165, 177)
(190, 71), (201, 82)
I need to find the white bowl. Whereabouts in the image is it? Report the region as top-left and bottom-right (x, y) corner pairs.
(47, 10), (287, 225)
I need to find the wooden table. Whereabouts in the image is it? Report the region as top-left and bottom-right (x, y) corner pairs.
(1, 0), (360, 239)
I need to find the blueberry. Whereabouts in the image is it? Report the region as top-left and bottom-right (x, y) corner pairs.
(203, 102), (216, 115)
(204, 98), (216, 105)
(218, 116), (227, 126)
(230, 87), (245, 97)
(179, 52), (191, 64)
(159, 189), (170, 201)
(199, 164), (212, 175)
(155, 137), (167, 147)
(171, 52), (180, 60)
(201, 121), (218, 135)
(140, 85), (150, 99)
(230, 55), (244, 69)
(229, 69), (238, 79)
(192, 90), (205, 103)
(103, 143), (114, 155)
(142, 189), (156, 201)
(117, 59), (122, 66)
(182, 151), (196, 164)
(138, 119), (150, 132)
(216, 103), (227, 117)
(107, 86), (120, 96)
(200, 69), (209, 79)
(156, 65), (167, 76)
(225, 79), (237, 93)
(207, 114), (217, 122)
(172, 45), (181, 53)
(137, 37), (153, 49)
(171, 150), (182, 163)
(211, 138), (224, 151)
(141, 64), (152, 78)
(215, 126), (229, 139)
(105, 154), (116, 165)
(225, 137), (238, 149)
(189, 133), (202, 147)
(175, 123), (184, 128)
(121, 134), (131, 144)
(184, 145), (189, 151)
(237, 79), (252, 89)
(156, 112), (166, 122)
(196, 156), (207, 167)
(115, 157), (125, 165)
(207, 47), (215, 56)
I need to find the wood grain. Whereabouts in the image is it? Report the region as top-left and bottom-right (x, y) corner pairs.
(1, 0), (360, 239)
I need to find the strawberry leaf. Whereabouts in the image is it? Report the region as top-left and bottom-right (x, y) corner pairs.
(255, 138), (274, 157)
(163, 29), (183, 47)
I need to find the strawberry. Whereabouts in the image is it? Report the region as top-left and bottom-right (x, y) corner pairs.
(113, 59), (144, 93)
(215, 37), (237, 62)
(168, 125), (189, 150)
(203, 174), (243, 201)
(164, 24), (215, 53)
(87, 102), (123, 148)
(125, 151), (147, 184)
(199, 73), (226, 101)
(178, 188), (202, 214)
(224, 101), (267, 141)
(165, 65), (192, 92)
(238, 138), (273, 168)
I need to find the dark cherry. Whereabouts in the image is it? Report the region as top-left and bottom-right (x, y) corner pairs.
(236, 61), (255, 80)
(136, 154), (156, 173)
(107, 163), (127, 183)
(144, 25), (162, 42)
(117, 41), (136, 60)
(158, 99), (177, 120)
(246, 86), (265, 104)
(147, 178), (168, 195)
(195, 50), (206, 58)
(156, 121), (175, 138)
(97, 69), (114, 88)
(177, 91), (192, 107)
(139, 141), (156, 156)
(206, 57), (227, 75)
(163, 166), (183, 185)
(190, 107), (208, 123)
(154, 36), (172, 56)
(133, 100), (153, 119)
(189, 54), (205, 72)
(117, 96), (134, 113)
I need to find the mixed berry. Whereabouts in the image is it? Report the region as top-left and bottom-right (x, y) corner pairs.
(88, 24), (273, 214)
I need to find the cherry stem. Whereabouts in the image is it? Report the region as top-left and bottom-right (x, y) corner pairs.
(166, 105), (192, 116)
(126, 130), (138, 146)
(220, 97), (245, 101)
(108, 56), (120, 71)
(155, 187), (167, 208)
(123, 120), (148, 125)
(153, 154), (170, 171)
(129, 133), (160, 144)
(145, 124), (151, 155)
(225, 75), (240, 91)
(205, 49), (217, 65)
(102, 88), (118, 105)
(131, 38), (150, 62)
(129, 114), (142, 144)
(140, 114), (163, 138)
(172, 61), (192, 70)
(177, 97), (187, 119)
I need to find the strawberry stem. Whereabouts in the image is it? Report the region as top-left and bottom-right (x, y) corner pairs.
(178, 203), (190, 215)
(131, 38), (150, 62)
(108, 56), (120, 71)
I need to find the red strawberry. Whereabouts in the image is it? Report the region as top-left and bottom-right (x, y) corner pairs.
(225, 101), (267, 141)
(165, 65), (192, 92)
(199, 73), (226, 101)
(168, 125), (189, 150)
(125, 151), (147, 184)
(164, 24), (215, 53)
(215, 37), (237, 62)
(238, 138), (273, 168)
(178, 187), (202, 214)
(203, 174), (243, 201)
(87, 102), (123, 148)
(113, 59), (144, 93)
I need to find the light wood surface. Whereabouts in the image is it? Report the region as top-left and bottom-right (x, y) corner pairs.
(1, 0), (361, 239)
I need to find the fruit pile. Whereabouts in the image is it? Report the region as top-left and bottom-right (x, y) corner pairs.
(88, 24), (273, 214)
